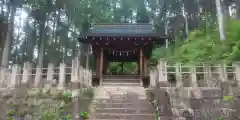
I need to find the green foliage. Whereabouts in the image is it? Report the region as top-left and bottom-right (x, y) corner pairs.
(42, 111), (55, 120)
(223, 95), (233, 101)
(154, 111), (159, 120)
(61, 91), (72, 104)
(79, 112), (89, 119)
(149, 47), (166, 68)
(7, 109), (16, 116)
(216, 117), (224, 120)
(107, 62), (137, 74)
(5, 88), (94, 120)
(7, 117), (13, 120)
(150, 19), (240, 65)
(65, 114), (73, 120)
(40, 107), (70, 120)
(54, 91), (73, 104)
(108, 62), (121, 73)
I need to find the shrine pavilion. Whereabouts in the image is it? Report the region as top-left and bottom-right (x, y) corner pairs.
(78, 24), (168, 86)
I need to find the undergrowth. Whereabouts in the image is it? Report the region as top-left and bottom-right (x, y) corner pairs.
(4, 88), (94, 120)
(150, 19), (240, 66)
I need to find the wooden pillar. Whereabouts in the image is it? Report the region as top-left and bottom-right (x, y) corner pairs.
(100, 47), (103, 85)
(95, 54), (99, 76)
(143, 56), (148, 76)
(140, 48), (143, 86)
(103, 58), (108, 74)
(86, 45), (90, 70)
(105, 60), (109, 74)
(140, 48), (143, 77)
(137, 61), (140, 74)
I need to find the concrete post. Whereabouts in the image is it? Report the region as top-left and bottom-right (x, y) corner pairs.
(46, 63), (53, 83)
(158, 59), (168, 87)
(203, 63), (211, 87)
(190, 65), (197, 87)
(58, 63), (66, 89)
(10, 64), (19, 87)
(233, 62), (240, 86)
(34, 66), (42, 87)
(22, 62), (32, 86)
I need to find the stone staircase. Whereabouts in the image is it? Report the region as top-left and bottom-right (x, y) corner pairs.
(102, 75), (141, 86)
(92, 77), (155, 120)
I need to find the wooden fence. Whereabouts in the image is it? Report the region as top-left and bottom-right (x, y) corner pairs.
(0, 60), (92, 89)
(149, 59), (240, 87)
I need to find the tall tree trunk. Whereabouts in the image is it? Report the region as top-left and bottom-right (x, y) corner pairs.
(236, 1), (240, 19)
(222, 1), (230, 19)
(50, 8), (58, 64)
(34, 20), (46, 87)
(37, 23), (46, 68)
(1, 6), (16, 67)
(29, 20), (37, 62)
(164, 21), (168, 48)
(54, 10), (61, 65)
(215, 0), (225, 40)
(182, 4), (189, 39)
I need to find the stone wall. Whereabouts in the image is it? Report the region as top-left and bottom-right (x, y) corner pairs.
(0, 85), (94, 120)
(0, 58), (94, 120)
(148, 59), (240, 119)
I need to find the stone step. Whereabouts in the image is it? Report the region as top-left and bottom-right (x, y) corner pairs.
(102, 83), (141, 86)
(103, 79), (140, 83)
(103, 75), (140, 79)
(94, 119), (130, 120)
(94, 98), (150, 104)
(103, 78), (140, 81)
(94, 113), (155, 119)
(95, 103), (153, 108)
(94, 119), (131, 120)
(95, 108), (154, 114)
(108, 93), (138, 98)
